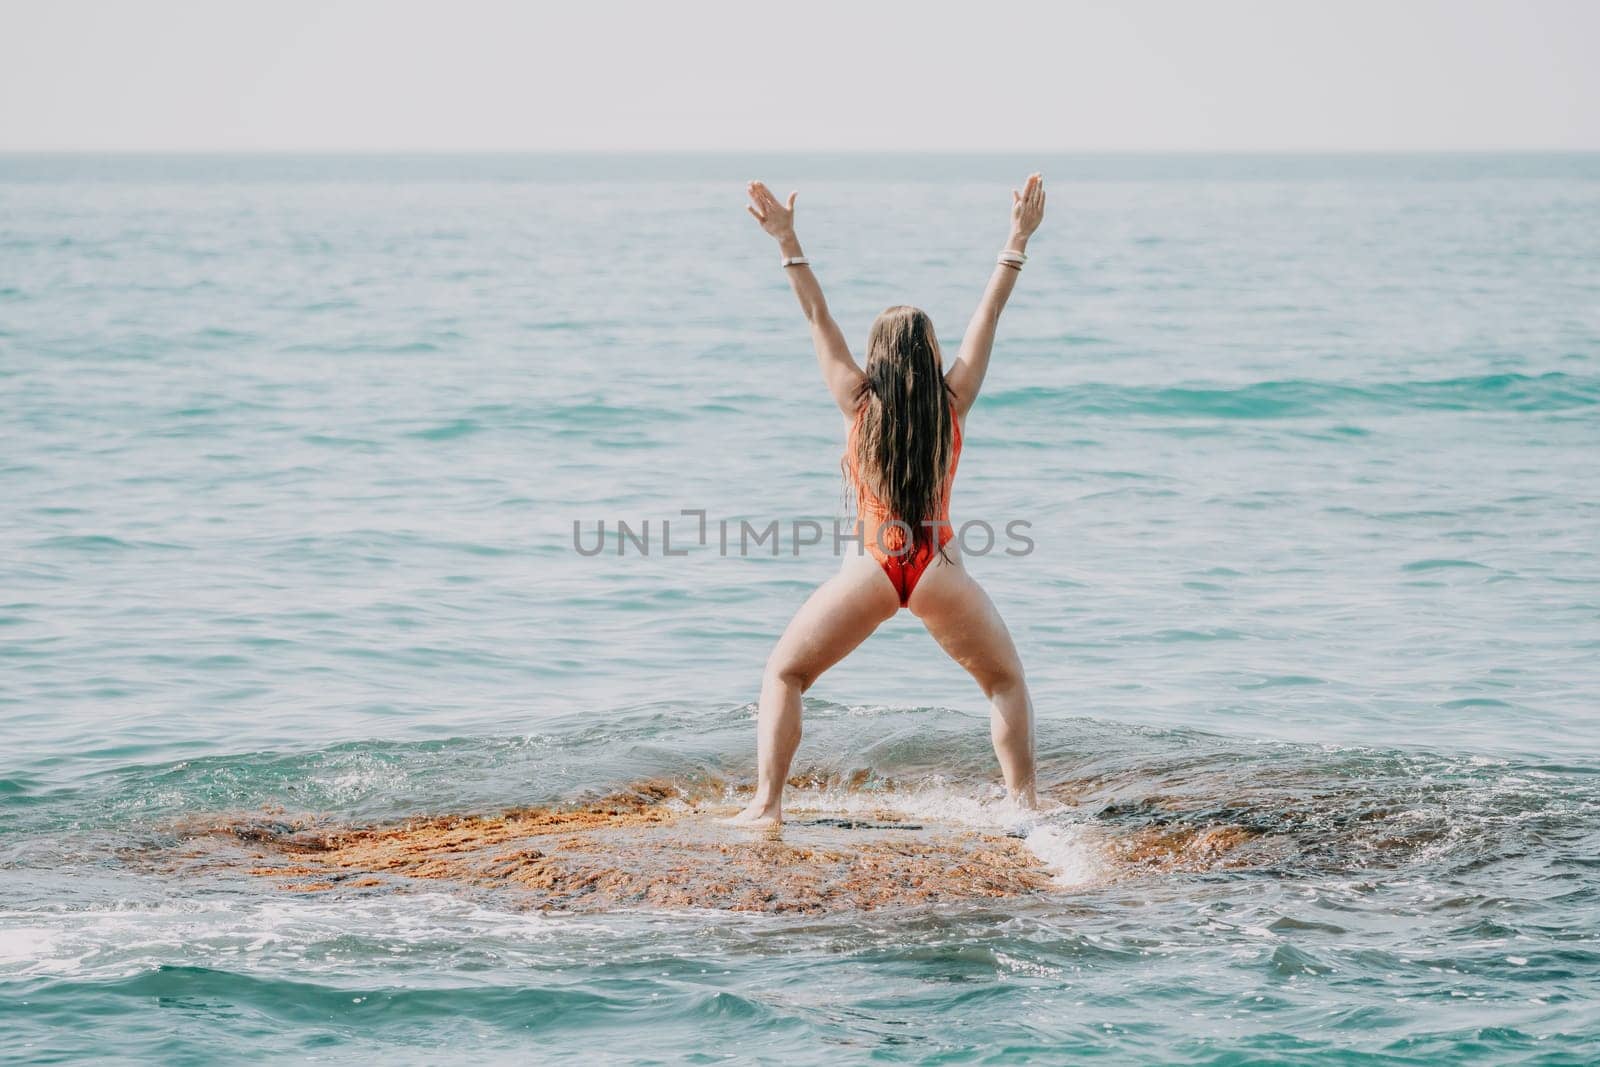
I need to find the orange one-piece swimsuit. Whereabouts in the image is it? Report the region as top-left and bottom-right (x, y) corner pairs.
(845, 399), (963, 608)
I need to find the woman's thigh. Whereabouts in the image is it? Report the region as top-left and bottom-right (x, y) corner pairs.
(765, 555), (900, 689)
(906, 551), (1025, 692)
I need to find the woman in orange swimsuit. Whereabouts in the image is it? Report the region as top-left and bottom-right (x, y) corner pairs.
(729, 173), (1046, 827)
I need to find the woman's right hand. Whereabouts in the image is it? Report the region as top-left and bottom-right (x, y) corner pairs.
(1010, 172), (1045, 238)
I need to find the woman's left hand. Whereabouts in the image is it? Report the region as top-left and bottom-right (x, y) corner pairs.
(746, 180), (798, 240)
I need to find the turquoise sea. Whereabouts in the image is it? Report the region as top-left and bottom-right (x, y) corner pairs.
(2, 153), (1598, 1063)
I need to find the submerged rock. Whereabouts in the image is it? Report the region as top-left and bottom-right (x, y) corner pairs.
(177, 785), (1060, 914)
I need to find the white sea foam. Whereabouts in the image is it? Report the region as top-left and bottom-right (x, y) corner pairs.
(777, 778), (1107, 888)
(0, 895), (618, 979)
(1018, 825), (1108, 887)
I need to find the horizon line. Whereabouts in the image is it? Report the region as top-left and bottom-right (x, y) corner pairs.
(3, 147), (1599, 157)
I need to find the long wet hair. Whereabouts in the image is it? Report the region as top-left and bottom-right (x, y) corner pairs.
(845, 305), (957, 559)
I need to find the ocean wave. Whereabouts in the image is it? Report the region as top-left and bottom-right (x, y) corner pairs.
(7, 706), (1595, 919)
(983, 372), (1600, 417)
(4, 705), (1598, 1062)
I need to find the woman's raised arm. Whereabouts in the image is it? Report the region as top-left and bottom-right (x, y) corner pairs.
(945, 172), (1045, 418)
(746, 180), (864, 415)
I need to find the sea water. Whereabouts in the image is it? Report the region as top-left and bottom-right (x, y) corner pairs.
(1, 154), (1597, 1062)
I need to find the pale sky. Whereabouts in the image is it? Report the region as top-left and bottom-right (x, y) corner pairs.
(0, 0), (1595, 152)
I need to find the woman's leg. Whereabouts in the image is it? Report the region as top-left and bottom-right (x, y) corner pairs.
(728, 555), (901, 826)
(907, 553), (1038, 808)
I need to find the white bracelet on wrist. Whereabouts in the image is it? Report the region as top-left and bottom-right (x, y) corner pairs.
(781, 256), (809, 268)
(998, 249), (1027, 265)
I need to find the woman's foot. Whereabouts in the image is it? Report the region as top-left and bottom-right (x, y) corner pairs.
(720, 801), (783, 828)
(1009, 785), (1039, 811)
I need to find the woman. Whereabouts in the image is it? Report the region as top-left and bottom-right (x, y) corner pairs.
(729, 173), (1047, 828)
